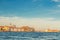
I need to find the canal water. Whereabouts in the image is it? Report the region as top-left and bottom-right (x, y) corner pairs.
(0, 32), (60, 40)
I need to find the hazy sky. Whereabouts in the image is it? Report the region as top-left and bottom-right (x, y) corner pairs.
(0, 0), (60, 30)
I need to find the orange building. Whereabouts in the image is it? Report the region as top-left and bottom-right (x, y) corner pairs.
(2, 26), (9, 32)
(43, 29), (59, 32)
(0, 26), (4, 32)
(0, 26), (10, 32)
(9, 26), (17, 32)
(20, 26), (35, 32)
(51, 29), (59, 32)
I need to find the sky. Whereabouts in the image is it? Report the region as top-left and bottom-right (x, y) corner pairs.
(0, 0), (60, 30)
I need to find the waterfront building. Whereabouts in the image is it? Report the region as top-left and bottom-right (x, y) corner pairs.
(20, 26), (35, 32)
(0, 26), (4, 32)
(2, 26), (9, 32)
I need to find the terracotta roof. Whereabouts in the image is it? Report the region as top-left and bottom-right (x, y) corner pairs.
(0, 26), (4, 27)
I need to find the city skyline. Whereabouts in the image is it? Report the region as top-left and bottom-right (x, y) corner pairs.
(0, 25), (59, 32)
(0, 0), (60, 30)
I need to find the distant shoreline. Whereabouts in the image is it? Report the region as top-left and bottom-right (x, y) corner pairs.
(0, 31), (58, 33)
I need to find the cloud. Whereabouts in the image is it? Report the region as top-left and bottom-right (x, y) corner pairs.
(51, 0), (60, 8)
(52, 0), (60, 2)
(0, 16), (60, 30)
(48, 9), (60, 14)
(57, 5), (60, 7)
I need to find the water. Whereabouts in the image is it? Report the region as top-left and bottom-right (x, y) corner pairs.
(0, 32), (60, 40)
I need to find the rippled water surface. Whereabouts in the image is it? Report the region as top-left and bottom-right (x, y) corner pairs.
(0, 32), (60, 40)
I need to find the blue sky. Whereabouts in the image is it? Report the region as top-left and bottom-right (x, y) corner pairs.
(0, 0), (60, 18)
(0, 0), (60, 30)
